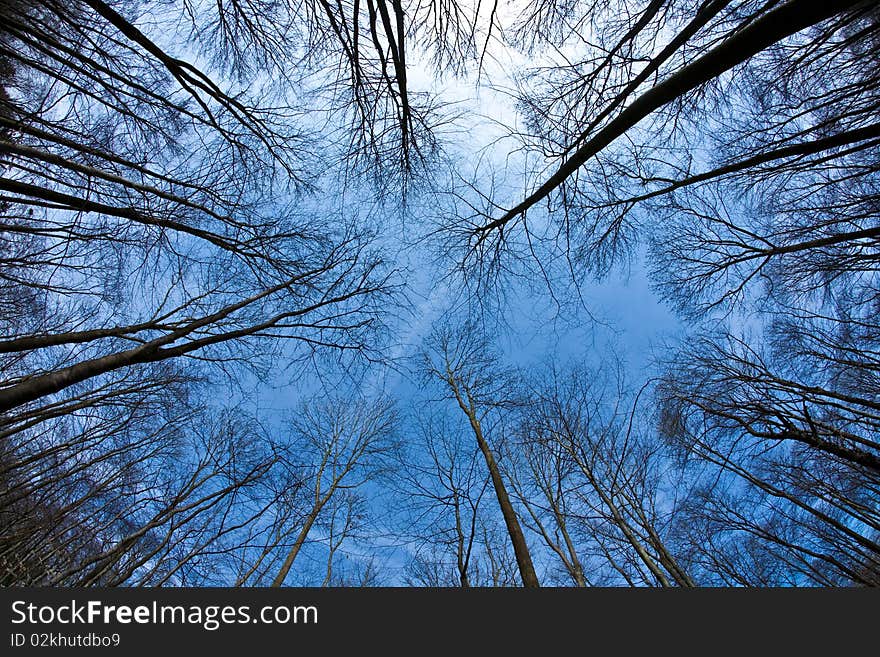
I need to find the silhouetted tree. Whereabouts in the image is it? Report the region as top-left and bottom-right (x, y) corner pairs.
(421, 321), (541, 587)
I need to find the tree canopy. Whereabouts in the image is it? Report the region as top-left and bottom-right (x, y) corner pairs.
(2, 0), (878, 586)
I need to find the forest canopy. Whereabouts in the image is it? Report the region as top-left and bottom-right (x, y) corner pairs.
(1, 0), (878, 586)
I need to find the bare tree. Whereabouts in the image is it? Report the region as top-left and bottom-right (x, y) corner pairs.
(434, 0), (877, 297)
(471, 0), (869, 232)
(513, 363), (694, 587)
(658, 332), (880, 585)
(0, 387), (306, 586)
(421, 321), (540, 587)
(390, 411), (493, 587)
(505, 380), (589, 586)
(270, 394), (396, 587)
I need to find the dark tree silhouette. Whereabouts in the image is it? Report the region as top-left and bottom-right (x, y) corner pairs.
(421, 321), (541, 587)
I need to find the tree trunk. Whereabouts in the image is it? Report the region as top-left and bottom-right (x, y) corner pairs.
(481, 0), (864, 233)
(271, 508), (321, 587)
(449, 379), (540, 587)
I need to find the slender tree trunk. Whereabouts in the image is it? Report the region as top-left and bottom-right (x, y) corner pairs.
(271, 508), (321, 587)
(557, 516), (587, 587)
(448, 376), (540, 587)
(473, 425), (540, 587)
(452, 492), (471, 587)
